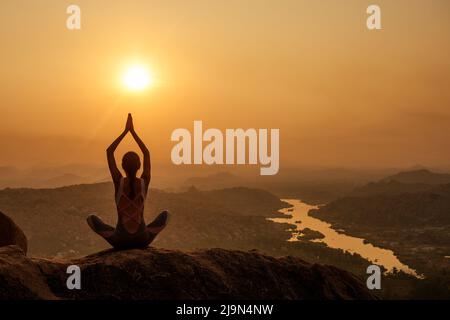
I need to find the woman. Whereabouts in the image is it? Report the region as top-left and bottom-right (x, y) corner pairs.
(87, 114), (169, 249)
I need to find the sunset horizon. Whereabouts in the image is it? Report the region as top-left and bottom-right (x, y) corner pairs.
(1, 0), (450, 170)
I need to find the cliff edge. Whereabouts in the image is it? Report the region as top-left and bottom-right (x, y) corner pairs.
(0, 245), (376, 300)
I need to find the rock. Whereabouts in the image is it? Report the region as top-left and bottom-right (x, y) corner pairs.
(0, 211), (27, 254)
(0, 246), (56, 299)
(0, 245), (377, 300)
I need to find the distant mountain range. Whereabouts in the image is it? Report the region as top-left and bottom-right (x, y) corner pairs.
(0, 165), (109, 189)
(184, 172), (242, 189)
(321, 184), (450, 226)
(319, 169), (450, 226)
(349, 169), (450, 197)
(382, 169), (450, 185)
(351, 180), (431, 197)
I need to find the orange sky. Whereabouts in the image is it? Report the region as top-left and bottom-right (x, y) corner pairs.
(1, 0), (450, 169)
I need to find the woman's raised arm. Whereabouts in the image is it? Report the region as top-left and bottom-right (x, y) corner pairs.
(129, 116), (151, 188)
(106, 115), (131, 183)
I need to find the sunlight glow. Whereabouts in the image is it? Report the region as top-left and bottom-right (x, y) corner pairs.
(122, 65), (152, 91)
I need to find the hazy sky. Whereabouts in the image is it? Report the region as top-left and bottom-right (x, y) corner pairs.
(1, 0), (450, 169)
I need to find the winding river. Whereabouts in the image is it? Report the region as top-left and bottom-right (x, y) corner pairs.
(269, 199), (421, 278)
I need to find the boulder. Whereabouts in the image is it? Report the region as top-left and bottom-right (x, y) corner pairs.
(0, 211), (27, 254)
(0, 246), (56, 299)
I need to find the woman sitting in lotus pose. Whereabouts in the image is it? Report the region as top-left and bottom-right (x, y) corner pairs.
(87, 114), (169, 249)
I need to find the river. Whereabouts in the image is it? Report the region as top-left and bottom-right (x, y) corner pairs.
(268, 199), (421, 278)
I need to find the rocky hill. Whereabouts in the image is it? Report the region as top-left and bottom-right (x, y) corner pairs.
(310, 170), (450, 278)
(316, 183), (450, 227)
(0, 245), (376, 300)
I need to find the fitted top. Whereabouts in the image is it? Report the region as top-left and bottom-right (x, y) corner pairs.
(115, 177), (147, 234)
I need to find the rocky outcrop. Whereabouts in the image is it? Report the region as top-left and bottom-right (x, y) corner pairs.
(0, 211), (27, 254)
(0, 246), (55, 299)
(0, 245), (377, 300)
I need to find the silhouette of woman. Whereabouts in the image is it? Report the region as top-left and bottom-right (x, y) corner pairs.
(87, 114), (169, 249)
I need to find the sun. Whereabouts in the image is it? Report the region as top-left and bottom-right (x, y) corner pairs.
(122, 65), (153, 91)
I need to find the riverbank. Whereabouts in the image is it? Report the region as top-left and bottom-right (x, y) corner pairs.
(269, 199), (421, 277)
(309, 208), (450, 278)
(310, 213), (449, 277)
